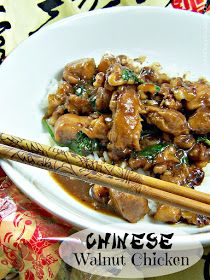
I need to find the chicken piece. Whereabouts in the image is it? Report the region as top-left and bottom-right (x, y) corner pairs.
(181, 211), (197, 225)
(188, 106), (210, 134)
(95, 87), (112, 112)
(83, 115), (109, 140)
(129, 144), (179, 174)
(47, 82), (72, 116)
(140, 135), (161, 149)
(174, 134), (195, 149)
(63, 58), (96, 84)
(107, 64), (126, 86)
(138, 83), (158, 95)
(146, 106), (189, 136)
(91, 185), (110, 204)
(153, 164), (168, 175)
(93, 72), (105, 88)
(109, 189), (149, 223)
(108, 86), (142, 159)
(154, 145), (179, 165)
(153, 146), (180, 174)
(154, 205), (181, 223)
(98, 54), (117, 73)
(54, 114), (91, 143)
(186, 83), (210, 110)
(160, 164), (204, 188)
(56, 81), (72, 96)
(160, 164), (190, 186)
(49, 105), (65, 126)
(128, 156), (153, 171)
(49, 106), (65, 126)
(54, 114), (109, 143)
(188, 143), (210, 163)
(184, 213), (210, 226)
(66, 94), (92, 115)
(48, 95), (63, 117)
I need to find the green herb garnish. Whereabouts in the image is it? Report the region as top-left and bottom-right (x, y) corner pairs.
(134, 143), (169, 160)
(42, 119), (56, 140)
(197, 135), (210, 146)
(155, 85), (161, 92)
(42, 119), (99, 156)
(73, 84), (86, 96)
(180, 156), (189, 165)
(66, 131), (100, 156)
(121, 68), (142, 84)
(89, 95), (97, 110)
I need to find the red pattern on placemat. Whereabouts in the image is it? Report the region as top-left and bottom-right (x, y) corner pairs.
(172, 0), (210, 13)
(0, 169), (72, 279)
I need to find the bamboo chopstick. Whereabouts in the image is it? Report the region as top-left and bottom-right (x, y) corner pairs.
(1, 142), (210, 217)
(1, 132), (210, 205)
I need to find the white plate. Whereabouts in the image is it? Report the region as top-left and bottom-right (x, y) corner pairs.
(0, 7), (210, 243)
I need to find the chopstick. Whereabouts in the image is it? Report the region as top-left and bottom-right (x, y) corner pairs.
(1, 142), (210, 216)
(1, 132), (210, 205)
(0, 134), (210, 217)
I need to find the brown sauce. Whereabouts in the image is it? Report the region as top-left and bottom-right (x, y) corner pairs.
(51, 173), (118, 217)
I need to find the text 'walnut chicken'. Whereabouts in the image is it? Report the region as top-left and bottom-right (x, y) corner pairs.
(44, 53), (210, 226)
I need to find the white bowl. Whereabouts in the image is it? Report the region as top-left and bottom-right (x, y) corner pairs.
(0, 7), (210, 243)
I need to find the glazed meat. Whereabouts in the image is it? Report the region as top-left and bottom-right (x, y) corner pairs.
(83, 115), (109, 140)
(66, 94), (93, 115)
(63, 58), (96, 84)
(160, 164), (204, 187)
(54, 114), (92, 143)
(146, 106), (189, 136)
(188, 143), (210, 165)
(95, 87), (112, 112)
(109, 189), (149, 223)
(186, 83), (210, 110)
(154, 205), (181, 223)
(47, 82), (72, 116)
(98, 54), (117, 73)
(108, 86), (142, 159)
(44, 53), (210, 226)
(174, 134), (195, 149)
(188, 106), (210, 134)
(54, 114), (109, 143)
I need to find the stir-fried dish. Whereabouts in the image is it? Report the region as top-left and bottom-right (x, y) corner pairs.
(43, 54), (210, 226)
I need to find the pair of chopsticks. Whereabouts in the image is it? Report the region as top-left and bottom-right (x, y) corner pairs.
(0, 132), (210, 217)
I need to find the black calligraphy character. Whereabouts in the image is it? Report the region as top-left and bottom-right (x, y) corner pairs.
(0, 6), (11, 64)
(29, 0), (64, 35)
